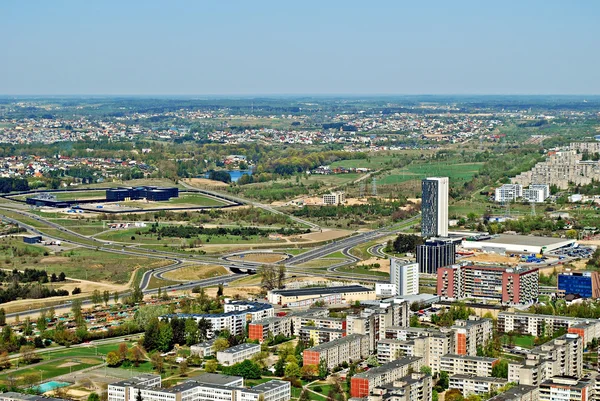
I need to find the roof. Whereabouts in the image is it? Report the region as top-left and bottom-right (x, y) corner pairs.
(219, 343), (261, 354)
(252, 380), (290, 392)
(442, 354), (498, 363)
(110, 374), (160, 388)
(189, 373), (242, 386)
(354, 357), (422, 380)
(307, 334), (366, 352)
(487, 385), (538, 401)
(271, 285), (373, 297)
(450, 374), (508, 384)
(471, 234), (574, 247)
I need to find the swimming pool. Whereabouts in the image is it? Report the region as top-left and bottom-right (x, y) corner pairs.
(34, 381), (70, 393)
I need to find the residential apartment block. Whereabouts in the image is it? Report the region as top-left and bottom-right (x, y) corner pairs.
(498, 312), (600, 344)
(350, 357), (423, 398)
(437, 264), (539, 305)
(390, 260), (419, 296)
(495, 184), (523, 202)
(449, 375), (508, 396)
(486, 385), (539, 401)
(322, 191), (345, 205)
(539, 376), (593, 401)
(303, 334), (369, 369)
(248, 316), (293, 343)
(217, 343), (261, 366)
(452, 317), (493, 356)
(369, 373), (432, 401)
(440, 354), (498, 377)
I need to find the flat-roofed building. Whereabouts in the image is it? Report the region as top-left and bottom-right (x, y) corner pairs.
(248, 316), (293, 342)
(449, 374), (508, 396)
(440, 354), (498, 377)
(303, 334), (369, 370)
(539, 376), (593, 401)
(217, 343), (261, 366)
(452, 317), (493, 356)
(370, 373), (432, 401)
(323, 191), (345, 205)
(350, 357), (424, 398)
(390, 260), (419, 296)
(486, 385), (539, 401)
(461, 233), (575, 255)
(268, 285), (375, 307)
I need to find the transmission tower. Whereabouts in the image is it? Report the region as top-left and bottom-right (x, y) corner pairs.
(359, 181), (365, 198)
(504, 200), (511, 218)
(371, 177), (377, 196)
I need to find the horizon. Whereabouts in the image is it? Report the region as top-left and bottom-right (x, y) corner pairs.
(2, 1), (599, 95)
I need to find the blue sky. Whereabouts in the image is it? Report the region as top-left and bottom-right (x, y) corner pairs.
(1, 0), (598, 95)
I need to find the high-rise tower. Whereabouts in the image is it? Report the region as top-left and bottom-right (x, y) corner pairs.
(421, 177), (449, 237)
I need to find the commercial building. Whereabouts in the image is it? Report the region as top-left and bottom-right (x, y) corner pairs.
(369, 373), (432, 401)
(440, 354), (498, 377)
(267, 285), (375, 307)
(350, 357), (423, 398)
(495, 184), (523, 202)
(322, 191), (345, 205)
(416, 239), (456, 275)
(452, 317), (493, 356)
(22, 236), (42, 244)
(486, 385), (539, 401)
(498, 312), (600, 344)
(108, 374), (290, 401)
(558, 271), (600, 299)
(437, 264), (539, 305)
(539, 376), (593, 401)
(421, 177), (449, 238)
(461, 233), (576, 255)
(217, 343), (261, 366)
(390, 260), (419, 296)
(508, 333), (583, 386)
(522, 184), (550, 203)
(106, 186), (179, 202)
(303, 334), (369, 369)
(161, 301), (274, 338)
(248, 316), (293, 342)
(449, 375), (508, 396)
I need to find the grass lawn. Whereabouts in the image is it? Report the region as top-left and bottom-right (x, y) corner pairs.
(337, 265), (390, 278)
(0, 239), (169, 283)
(378, 162), (484, 185)
(0, 356), (103, 384)
(502, 334), (536, 349)
(323, 251), (346, 259)
(167, 194), (227, 207)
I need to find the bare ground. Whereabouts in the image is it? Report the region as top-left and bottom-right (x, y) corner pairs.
(162, 265), (228, 281)
(229, 254), (286, 263)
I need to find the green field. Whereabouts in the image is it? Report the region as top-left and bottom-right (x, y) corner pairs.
(337, 265), (390, 278)
(166, 194), (227, 207)
(378, 162), (484, 185)
(502, 334), (536, 349)
(0, 238), (169, 283)
(0, 356), (103, 384)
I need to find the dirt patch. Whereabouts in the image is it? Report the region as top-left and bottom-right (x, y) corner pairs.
(57, 361), (80, 368)
(229, 253), (286, 263)
(40, 256), (71, 264)
(358, 257), (390, 273)
(298, 229), (351, 242)
(184, 178), (229, 187)
(204, 286), (262, 299)
(461, 252), (521, 266)
(163, 265), (228, 281)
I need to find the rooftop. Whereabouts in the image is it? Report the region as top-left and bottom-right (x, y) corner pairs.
(307, 334), (366, 352)
(470, 234), (574, 247)
(189, 373), (242, 386)
(270, 285), (372, 297)
(354, 357), (422, 380)
(219, 343), (261, 354)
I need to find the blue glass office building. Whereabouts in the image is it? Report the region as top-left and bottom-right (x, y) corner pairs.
(558, 271), (600, 299)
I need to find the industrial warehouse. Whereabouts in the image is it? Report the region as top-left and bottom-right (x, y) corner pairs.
(460, 233), (576, 255)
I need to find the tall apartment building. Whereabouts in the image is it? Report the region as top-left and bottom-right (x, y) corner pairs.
(369, 373), (432, 401)
(161, 301), (274, 338)
(498, 312), (600, 344)
(449, 375), (508, 396)
(495, 184), (523, 202)
(290, 313), (345, 337)
(390, 260), (419, 296)
(421, 177), (449, 237)
(377, 332), (453, 374)
(299, 326), (345, 345)
(508, 333), (583, 386)
(303, 334), (369, 369)
(416, 239), (456, 275)
(539, 376), (593, 401)
(350, 357), (424, 398)
(440, 355), (498, 377)
(522, 184), (550, 203)
(452, 317), (493, 356)
(437, 264), (539, 305)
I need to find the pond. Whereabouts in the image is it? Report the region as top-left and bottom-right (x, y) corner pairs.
(204, 169), (253, 183)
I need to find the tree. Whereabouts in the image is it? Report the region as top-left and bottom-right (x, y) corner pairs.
(151, 353), (164, 373)
(118, 342), (129, 361)
(445, 389), (464, 401)
(131, 283), (144, 304)
(224, 359), (262, 379)
(298, 389), (310, 401)
(197, 318), (212, 341)
(143, 318), (161, 351)
(0, 308), (5, 326)
(88, 393), (100, 401)
(19, 345), (39, 365)
(128, 346), (144, 367)
(179, 361), (188, 376)
(71, 299), (83, 324)
(0, 351), (11, 370)
(113, 291), (119, 304)
(301, 364), (318, 380)
(103, 290), (110, 306)
(438, 371), (449, 390)
(106, 351), (121, 367)
(36, 312), (47, 331)
(157, 322), (174, 352)
(432, 390), (439, 401)
(136, 388), (143, 401)
(72, 287), (82, 295)
(492, 359), (509, 379)
(420, 366), (432, 376)
(58, 272), (66, 281)
(217, 284), (224, 297)
(274, 357), (285, 376)
(91, 290), (102, 306)
(205, 359), (218, 373)
(318, 358), (328, 379)
(285, 362), (301, 379)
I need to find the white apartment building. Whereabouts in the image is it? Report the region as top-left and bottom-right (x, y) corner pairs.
(375, 283), (397, 297)
(390, 260), (419, 296)
(522, 184), (550, 203)
(495, 184), (523, 202)
(217, 343), (261, 366)
(323, 191), (345, 205)
(449, 375), (508, 396)
(160, 301), (274, 339)
(539, 376), (593, 401)
(376, 332), (453, 374)
(440, 354), (498, 377)
(303, 334), (369, 369)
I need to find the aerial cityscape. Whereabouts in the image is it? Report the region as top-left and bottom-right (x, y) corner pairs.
(0, 2), (599, 401)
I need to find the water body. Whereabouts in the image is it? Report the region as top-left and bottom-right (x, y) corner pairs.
(204, 170), (253, 183)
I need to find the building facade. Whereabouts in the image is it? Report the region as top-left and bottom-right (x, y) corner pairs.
(416, 240), (456, 275)
(558, 271), (600, 299)
(421, 177), (449, 237)
(322, 191), (345, 205)
(303, 334), (369, 369)
(495, 184), (523, 202)
(390, 260), (419, 296)
(217, 343), (261, 366)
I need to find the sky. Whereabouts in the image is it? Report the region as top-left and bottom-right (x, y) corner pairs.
(1, 0), (599, 95)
